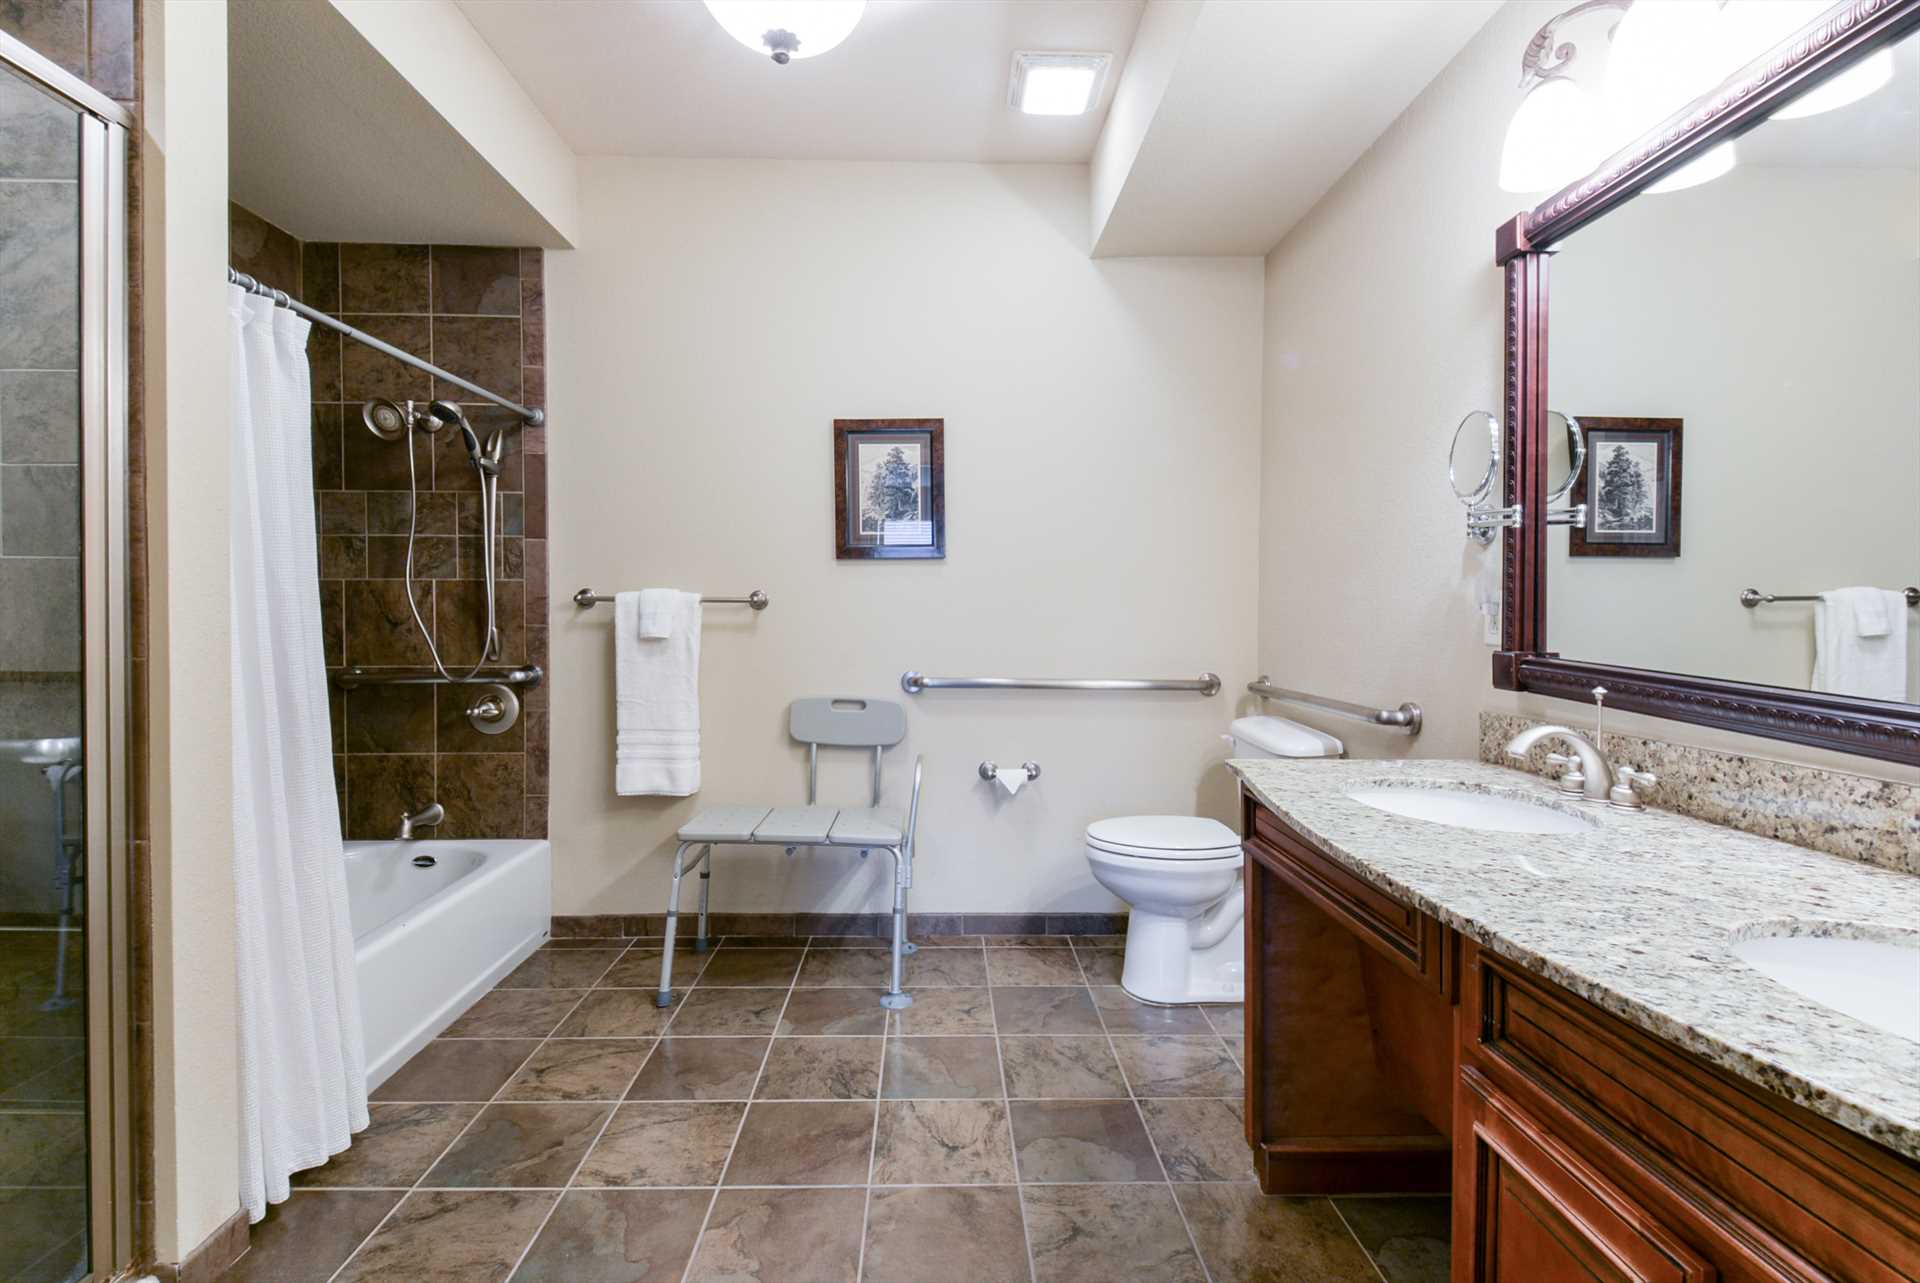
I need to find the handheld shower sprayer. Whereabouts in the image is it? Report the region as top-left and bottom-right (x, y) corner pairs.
(427, 400), (489, 469)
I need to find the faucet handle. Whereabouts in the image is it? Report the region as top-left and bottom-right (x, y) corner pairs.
(1608, 767), (1657, 812)
(1543, 752), (1587, 797)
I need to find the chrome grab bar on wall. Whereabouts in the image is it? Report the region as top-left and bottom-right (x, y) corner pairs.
(1739, 586), (1919, 609)
(901, 672), (1222, 696)
(1248, 676), (1423, 735)
(335, 665), (545, 689)
(573, 588), (770, 610)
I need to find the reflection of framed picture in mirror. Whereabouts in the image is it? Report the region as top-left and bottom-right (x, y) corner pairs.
(1569, 417), (1682, 558)
(834, 419), (945, 560)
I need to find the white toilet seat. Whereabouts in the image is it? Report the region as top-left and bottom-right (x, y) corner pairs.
(1086, 815), (1239, 861)
(1086, 842), (1242, 869)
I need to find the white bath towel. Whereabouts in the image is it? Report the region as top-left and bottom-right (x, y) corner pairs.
(616, 590), (703, 796)
(1812, 587), (1909, 702)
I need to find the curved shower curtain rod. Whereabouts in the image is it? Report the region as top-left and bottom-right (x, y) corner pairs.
(226, 268), (546, 426)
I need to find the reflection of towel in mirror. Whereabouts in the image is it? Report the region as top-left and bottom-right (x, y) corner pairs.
(1811, 588), (1908, 702)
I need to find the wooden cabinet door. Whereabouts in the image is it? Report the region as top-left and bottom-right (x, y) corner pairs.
(1458, 1071), (1715, 1283)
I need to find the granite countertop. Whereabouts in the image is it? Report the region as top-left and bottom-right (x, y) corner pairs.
(1229, 757), (1920, 1160)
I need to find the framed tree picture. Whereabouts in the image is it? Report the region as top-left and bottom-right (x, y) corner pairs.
(1570, 417), (1682, 558)
(834, 419), (945, 560)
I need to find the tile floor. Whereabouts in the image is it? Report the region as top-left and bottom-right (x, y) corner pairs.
(221, 933), (1448, 1283)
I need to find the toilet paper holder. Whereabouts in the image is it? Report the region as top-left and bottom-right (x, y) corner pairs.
(979, 761), (1041, 783)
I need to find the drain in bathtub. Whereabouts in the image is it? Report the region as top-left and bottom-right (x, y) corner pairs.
(412, 854), (437, 868)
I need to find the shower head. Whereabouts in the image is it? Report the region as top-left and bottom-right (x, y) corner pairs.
(362, 398), (411, 441)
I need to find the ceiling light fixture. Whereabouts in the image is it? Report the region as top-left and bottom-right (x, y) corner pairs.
(1009, 52), (1112, 116)
(703, 0), (865, 65)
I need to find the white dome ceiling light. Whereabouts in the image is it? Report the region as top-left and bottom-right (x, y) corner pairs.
(702, 0), (865, 65)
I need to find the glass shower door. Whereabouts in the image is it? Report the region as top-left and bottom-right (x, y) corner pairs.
(0, 37), (130, 1283)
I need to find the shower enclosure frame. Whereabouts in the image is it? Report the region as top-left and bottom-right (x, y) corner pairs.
(1, 29), (137, 1279)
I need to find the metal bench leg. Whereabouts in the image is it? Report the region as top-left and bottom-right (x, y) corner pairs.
(695, 847), (712, 953)
(657, 842), (693, 1008)
(879, 845), (913, 1010)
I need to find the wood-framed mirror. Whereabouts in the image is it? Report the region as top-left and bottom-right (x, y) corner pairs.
(1493, 0), (1920, 766)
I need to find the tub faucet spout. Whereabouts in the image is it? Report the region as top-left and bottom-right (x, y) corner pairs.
(399, 803), (444, 840)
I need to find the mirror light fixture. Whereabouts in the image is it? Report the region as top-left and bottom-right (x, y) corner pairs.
(1771, 47), (1895, 118)
(703, 0), (865, 64)
(1009, 51), (1112, 116)
(1499, 0), (1632, 195)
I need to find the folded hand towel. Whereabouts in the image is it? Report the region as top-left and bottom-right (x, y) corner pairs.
(637, 589), (678, 640)
(615, 590), (702, 796)
(1812, 587), (1908, 702)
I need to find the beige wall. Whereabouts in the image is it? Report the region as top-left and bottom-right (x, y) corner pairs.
(142, 0), (240, 1260)
(1549, 164), (1920, 697)
(1257, 0), (1919, 787)
(547, 158), (1263, 916)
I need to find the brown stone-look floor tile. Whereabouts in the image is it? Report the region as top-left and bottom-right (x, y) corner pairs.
(666, 988), (785, 1036)
(293, 1103), (482, 1188)
(871, 1099), (1014, 1185)
(554, 989), (678, 1038)
(626, 1037), (768, 1101)
(542, 936), (635, 950)
(794, 948), (888, 987)
(1204, 1003), (1245, 1039)
(371, 1039), (539, 1102)
(907, 947), (989, 987)
(776, 987), (887, 1035)
(991, 987), (1104, 1035)
(499, 1039), (654, 1102)
(333, 1189), (558, 1283)
(1222, 1035), (1245, 1068)
(719, 935), (813, 949)
(497, 949), (624, 990)
(985, 948), (1085, 986)
(511, 1188), (709, 1283)
(880, 1036), (1004, 1099)
(573, 1101), (744, 1187)
(421, 1102), (613, 1188)
(223, 1189), (402, 1283)
(442, 988), (584, 1039)
(1091, 987), (1215, 1035)
(981, 934), (1069, 948)
(756, 1037), (881, 1100)
(862, 1186), (1031, 1283)
(886, 987), (995, 1036)
(723, 1101), (877, 1186)
(685, 1187), (866, 1283)
(1177, 1186), (1380, 1283)
(1140, 1098), (1257, 1181)
(1332, 1195), (1452, 1283)
(1111, 1035), (1243, 1097)
(1024, 1184), (1205, 1283)
(1009, 1100), (1162, 1183)
(1076, 949), (1125, 986)
(999, 1037), (1129, 1100)
(601, 946), (707, 989)
(694, 948), (804, 988)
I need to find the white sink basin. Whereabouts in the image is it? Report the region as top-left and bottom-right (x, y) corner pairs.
(1730, 932), (1920, 1043)
(1345, 787), (1592, 836)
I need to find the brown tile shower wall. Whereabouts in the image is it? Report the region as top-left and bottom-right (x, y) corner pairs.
(229, 211), (550, 842)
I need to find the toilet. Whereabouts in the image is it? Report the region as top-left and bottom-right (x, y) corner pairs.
(1086, 716), (1343, 1004)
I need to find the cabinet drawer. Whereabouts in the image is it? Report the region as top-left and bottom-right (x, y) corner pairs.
(1245, 800), (1449, 992)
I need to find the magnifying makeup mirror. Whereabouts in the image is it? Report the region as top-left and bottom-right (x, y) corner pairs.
(1545, 411), (1587, 505)
(1449, 411), (1501, 507)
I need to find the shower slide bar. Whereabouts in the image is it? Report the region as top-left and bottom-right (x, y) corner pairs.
(573, 589), (770, 610)
(1247, 676), (1423, 735)
(226, 268), (546, 425)
(901, 672), (1222, 696)
(334, 665), (545, 689)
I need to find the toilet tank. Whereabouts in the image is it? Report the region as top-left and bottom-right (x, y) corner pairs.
(1227, 715), (1343, 759)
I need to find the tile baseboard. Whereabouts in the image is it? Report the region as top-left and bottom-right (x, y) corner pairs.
(550, 911), (1128, 939)
(147, 1205), (249, 1283)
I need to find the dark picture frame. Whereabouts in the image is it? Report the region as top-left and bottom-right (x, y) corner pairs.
(1569, 418), (1682, 558)
(833, 419), (945, 560)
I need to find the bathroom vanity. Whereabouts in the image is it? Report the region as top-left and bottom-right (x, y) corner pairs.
(1234, 759), (1920, 1283)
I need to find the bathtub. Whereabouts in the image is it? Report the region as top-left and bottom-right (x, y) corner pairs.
(346, 838), (552, 1088)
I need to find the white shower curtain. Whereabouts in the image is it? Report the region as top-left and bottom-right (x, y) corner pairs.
(229, 285), (369, 1221)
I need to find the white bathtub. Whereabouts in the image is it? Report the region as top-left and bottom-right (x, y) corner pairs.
(346, 838), (552, 1089)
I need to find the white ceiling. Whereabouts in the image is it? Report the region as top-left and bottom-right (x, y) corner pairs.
(1091, 0), (1504, 256)
(454, 0), (1147, 163)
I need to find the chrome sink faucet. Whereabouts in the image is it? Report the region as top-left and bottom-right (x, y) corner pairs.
(398, 802), (444, 840)
(1505, 686), (1657, 810)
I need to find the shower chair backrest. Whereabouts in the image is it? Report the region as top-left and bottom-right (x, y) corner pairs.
(788, 698), (908, 806)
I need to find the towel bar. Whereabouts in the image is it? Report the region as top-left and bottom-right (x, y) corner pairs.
(574, 588), (769, 610)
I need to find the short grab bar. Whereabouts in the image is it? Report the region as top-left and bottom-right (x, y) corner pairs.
(902, 672), (1221, 696)
(1248, 676), (1422, 735)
